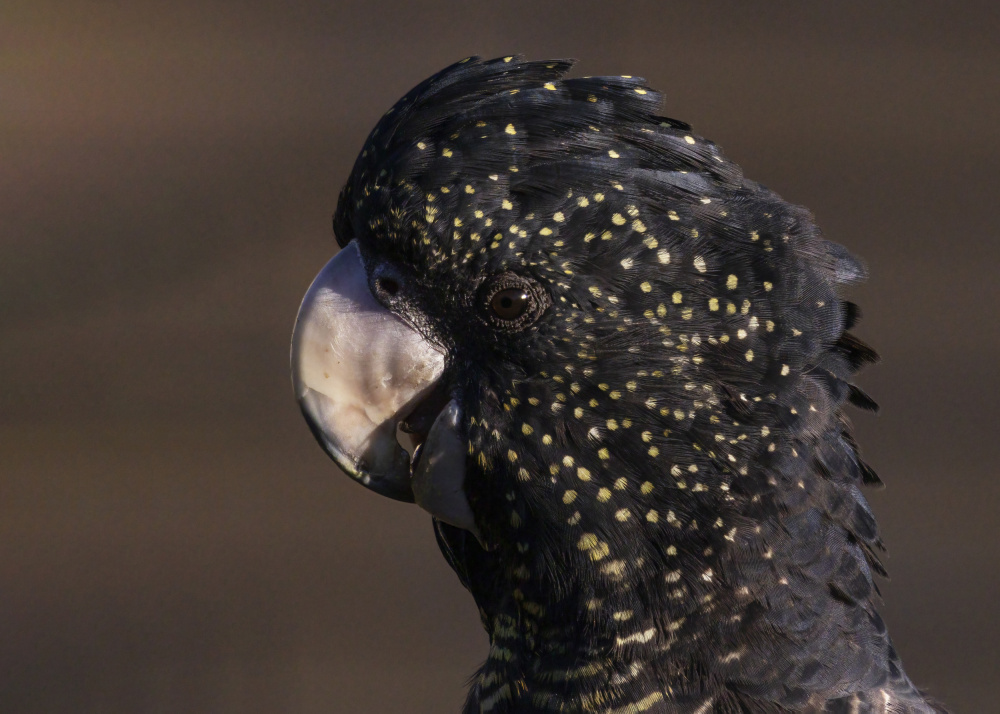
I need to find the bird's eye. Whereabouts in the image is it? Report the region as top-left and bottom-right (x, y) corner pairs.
(490, 288), (530, 321)
(479, 273), (550, 332)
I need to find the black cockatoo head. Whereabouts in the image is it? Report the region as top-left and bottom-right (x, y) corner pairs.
(291, 57), (919, 712)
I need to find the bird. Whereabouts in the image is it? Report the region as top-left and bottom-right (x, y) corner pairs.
(290, 56), (949, 714)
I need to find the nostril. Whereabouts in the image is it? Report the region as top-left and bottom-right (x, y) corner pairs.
(378, 277), (400, 296)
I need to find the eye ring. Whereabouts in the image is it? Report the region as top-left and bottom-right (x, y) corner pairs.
(480, 273), (549, 332)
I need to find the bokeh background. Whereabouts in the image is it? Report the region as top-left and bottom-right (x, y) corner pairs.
(3, 2), (998, 712)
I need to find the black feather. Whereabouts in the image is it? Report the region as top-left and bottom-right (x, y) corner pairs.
(332, 56), (943, 714)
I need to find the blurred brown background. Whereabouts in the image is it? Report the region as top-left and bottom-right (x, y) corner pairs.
(2, 2), (998, 712)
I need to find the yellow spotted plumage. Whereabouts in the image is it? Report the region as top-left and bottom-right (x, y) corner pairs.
(330, 56), (942, 714)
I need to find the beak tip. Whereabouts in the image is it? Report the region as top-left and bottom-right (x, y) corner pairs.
(298, 396), (416, 503)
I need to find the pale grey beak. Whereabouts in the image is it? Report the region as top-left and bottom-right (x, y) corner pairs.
(291, 241), (478, 536)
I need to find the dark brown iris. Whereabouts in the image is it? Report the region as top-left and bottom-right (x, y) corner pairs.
(490, 288), (530, 321)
